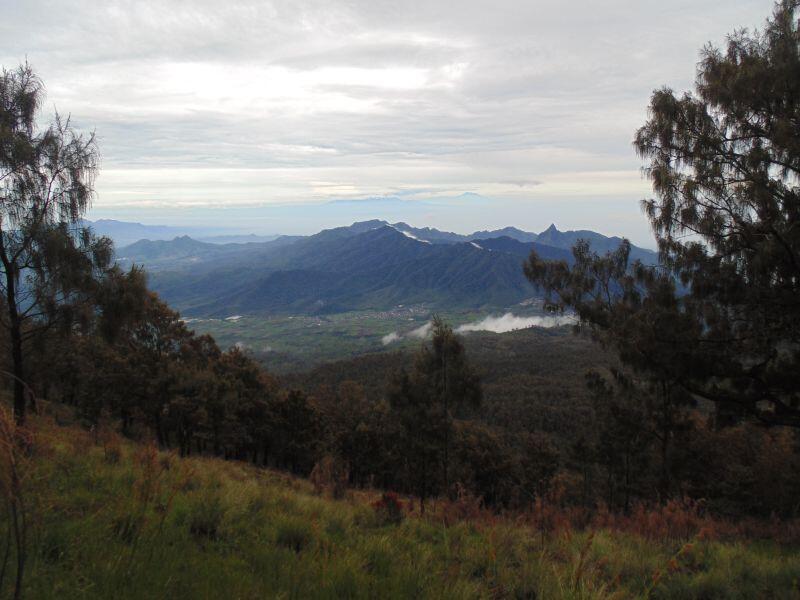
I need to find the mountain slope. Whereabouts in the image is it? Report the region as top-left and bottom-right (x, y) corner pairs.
(535, 224), (657, 264)
(471, 237), (573, 261)
(471, 227), (539, 243)
(151, 227), (536, 315)
(118, 236), (219, 260)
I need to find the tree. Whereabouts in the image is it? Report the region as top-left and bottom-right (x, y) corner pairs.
(266, 389), (320, 474)
(388, 317), (481, 507)
(584, 370), (693, 508)
(313, 381), (396, 487)
(419, 317), (482, 492)
(0, 63), (109, 423)
(525, 1), (800, 427)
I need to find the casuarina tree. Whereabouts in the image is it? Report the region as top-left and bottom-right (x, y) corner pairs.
(525, 1), (800, 427)
(0, 63), (111, 422)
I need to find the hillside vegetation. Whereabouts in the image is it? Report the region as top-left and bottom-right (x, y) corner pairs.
(4, 411), (800, 600)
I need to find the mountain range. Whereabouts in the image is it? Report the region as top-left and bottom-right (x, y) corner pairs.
(114, 220), (657, 316)
(81, 219), (280, 247)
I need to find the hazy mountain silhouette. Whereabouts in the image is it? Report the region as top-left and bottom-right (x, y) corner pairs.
(117, 220), (656, 316)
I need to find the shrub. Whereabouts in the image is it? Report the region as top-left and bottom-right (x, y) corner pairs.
(102, 437), (122, 464)
(309, 455), (349, 499)
(275, 518), (313, 552)
(438, 483), (486, 526)
(188, 493), (226, 540)
(372, 492), (404, 526)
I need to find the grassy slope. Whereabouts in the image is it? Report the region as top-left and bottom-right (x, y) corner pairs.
(8, 415), (800, 600)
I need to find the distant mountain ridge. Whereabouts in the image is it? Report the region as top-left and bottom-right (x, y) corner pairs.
(115, 220), (657, 317)
(81, 219), (279, 247)
(535, 223), (655, 264)
(471, 227), (539, 243)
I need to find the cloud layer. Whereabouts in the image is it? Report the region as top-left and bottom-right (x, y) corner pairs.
(455, 313), (574, 334)
(1, 1), (773, 240)
(381, 331), (401, 345)
(381, 312), (571, 344)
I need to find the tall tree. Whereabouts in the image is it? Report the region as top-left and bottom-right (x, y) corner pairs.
(389, 317), (481, 506)
(0, 63), (108, 422)
(525, 1), (800, 427)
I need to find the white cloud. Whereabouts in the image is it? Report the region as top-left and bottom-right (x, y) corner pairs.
(456, 313), (574, 334)
(381, 331), (401, 345)
(407, 321), (433, 339)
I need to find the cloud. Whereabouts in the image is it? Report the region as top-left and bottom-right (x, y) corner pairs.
(381, 331), (401, 345)
(455, 313), (574, 334)
(407, 321), (433, 339)
(499, 180), (542, 188)
(382, 314), (571, 345)
(0, 0), (772, 242)
(381, 321), (432, 345)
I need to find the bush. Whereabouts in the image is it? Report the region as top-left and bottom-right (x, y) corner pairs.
(309, 455), (349, 499)
(372, 492), (404, 526)
(188, 493), (226, 540)
(275, 517), (313, 552)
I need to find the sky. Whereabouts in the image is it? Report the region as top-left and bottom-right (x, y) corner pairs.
(0, 0), (774, 246)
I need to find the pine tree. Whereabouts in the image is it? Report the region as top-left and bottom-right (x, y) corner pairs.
(526, 2), (800, 427)
(388, 317), (481, 507)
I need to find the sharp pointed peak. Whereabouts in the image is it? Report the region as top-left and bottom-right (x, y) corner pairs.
(542, 223), (559, 234)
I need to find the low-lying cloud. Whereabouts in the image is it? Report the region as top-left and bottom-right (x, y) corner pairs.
(381, 321), (433, 345)
(381, 332), (401, 345)
(455, 313), (573, 334)
(407, 322), (433, 339)
(381, 313), (570, 345)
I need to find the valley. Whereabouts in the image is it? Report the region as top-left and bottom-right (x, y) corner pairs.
(184, 301), (565, 373)
(105, 218), (645, 371)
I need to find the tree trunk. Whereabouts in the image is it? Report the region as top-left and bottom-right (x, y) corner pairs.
(0, 226), (26, 424)
(9, 322), (25, 425)
(442, 350), (449, 496)
(4, 271), (25, 425)
(623, 450), (631, 514)
(659, 382), (672, 500)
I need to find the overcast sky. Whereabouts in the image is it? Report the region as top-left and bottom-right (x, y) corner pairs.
(0, 0), (774, 244)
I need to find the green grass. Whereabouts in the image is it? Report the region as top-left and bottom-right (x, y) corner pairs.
(5, 417), (800, 599)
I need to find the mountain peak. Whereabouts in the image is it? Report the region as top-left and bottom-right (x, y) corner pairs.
(347, 220), (389, 232)
(387, 224), (431, 244)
